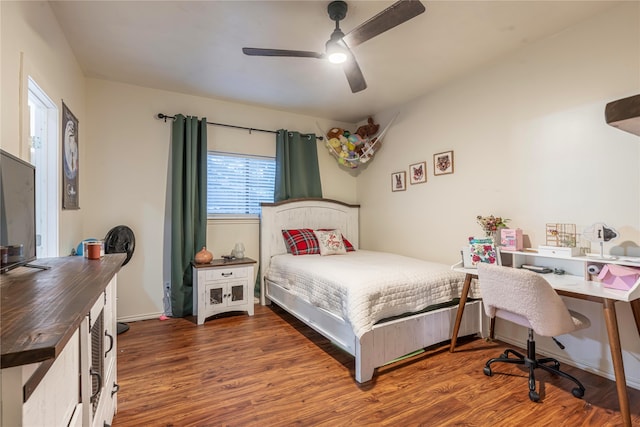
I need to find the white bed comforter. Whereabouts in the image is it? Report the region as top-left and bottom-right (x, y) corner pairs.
(265, 250), (480, 339)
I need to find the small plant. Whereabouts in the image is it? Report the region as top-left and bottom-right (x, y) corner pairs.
(477, 215), (509, 237)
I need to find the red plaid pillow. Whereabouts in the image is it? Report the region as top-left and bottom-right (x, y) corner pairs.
(343, 237), (355, 252)
(282, 229), (320, 255)
(316, 229), (355, 252)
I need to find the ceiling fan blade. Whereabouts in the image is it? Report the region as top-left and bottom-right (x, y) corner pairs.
(342, 52), (367, 93)
(242, 47), (324, 59)
(342, 0), (426, 48)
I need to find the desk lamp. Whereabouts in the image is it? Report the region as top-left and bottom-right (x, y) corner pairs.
(582, 222), (618, 259)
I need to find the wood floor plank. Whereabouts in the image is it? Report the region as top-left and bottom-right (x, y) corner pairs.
(113, 304), (640, 426)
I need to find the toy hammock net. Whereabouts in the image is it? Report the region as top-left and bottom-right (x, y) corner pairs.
(317, 114), (398, 170)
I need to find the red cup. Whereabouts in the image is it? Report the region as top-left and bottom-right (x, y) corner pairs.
(87, 242), (102, 260)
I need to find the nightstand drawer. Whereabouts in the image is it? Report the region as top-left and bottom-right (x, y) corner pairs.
(204, 267), (248, 281)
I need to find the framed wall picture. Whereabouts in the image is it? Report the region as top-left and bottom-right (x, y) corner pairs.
(409, 161), (427, 184)
(62, 101), (79, 209)
(391, 171), (406, 192)
(434, 150), (454, 176)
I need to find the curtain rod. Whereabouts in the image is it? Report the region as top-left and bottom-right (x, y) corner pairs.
(156, 113), (323, 140)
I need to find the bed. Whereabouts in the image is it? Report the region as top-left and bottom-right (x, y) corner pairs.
(260, 198), (482, 383)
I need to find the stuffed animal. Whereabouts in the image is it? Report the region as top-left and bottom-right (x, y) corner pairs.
(355, 117), (379, 139)
(326, 128), (344, 139)
(325, 117), (383, 169)
(328, 138), (341, 149)
(348, 134), (362, 146)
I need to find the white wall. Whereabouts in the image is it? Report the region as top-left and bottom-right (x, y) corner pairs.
(358, 2), (640, 262)
(356, 2), (640, 388)
(1, 0), (86, 254)
(84, 79), (357, 320)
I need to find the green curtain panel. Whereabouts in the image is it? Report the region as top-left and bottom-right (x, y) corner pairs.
(170, 114), (208, 317)
(274, 130), (322, 202)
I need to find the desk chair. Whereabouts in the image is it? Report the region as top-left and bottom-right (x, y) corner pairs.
(476, 263), (590, 402)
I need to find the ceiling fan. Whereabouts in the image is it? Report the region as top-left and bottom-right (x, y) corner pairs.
(242, 0), (426, 93)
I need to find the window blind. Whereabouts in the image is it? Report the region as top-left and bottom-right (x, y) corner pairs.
(207, 152), (275, 216)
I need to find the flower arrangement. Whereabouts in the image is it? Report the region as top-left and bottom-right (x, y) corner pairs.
(477, 215), (509, 237)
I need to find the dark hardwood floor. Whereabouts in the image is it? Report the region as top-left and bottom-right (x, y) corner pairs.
(113, 303), (640, 426)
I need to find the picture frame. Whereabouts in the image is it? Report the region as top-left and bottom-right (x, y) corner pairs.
(62, 101), (79, 210)
(409, 161), (427, 184)
(391, 171), (406, 192)
(433, 150), (454, 176)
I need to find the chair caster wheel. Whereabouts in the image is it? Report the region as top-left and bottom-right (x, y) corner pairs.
(529, 390), (540, 402)
(500, 353), (508, 359)
(554, 362), (560, 370)
(572, 388), (585, 398)
(483, 366), (492, 376)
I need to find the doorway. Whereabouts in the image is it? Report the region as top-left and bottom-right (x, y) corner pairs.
(28, 77), (59, 258)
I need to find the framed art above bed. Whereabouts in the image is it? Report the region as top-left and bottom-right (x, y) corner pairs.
(391, 171), (406, 191)
(434, 150), (454, 176)
(410, 161), (427, 184)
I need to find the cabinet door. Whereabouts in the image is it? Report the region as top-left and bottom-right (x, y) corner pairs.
(206, 282), (226, 307)
(103, 280), (117, 383)
(22, 329), (81, 426)
(227, 279), (248, 307)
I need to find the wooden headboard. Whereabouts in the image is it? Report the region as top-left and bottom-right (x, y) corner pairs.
(259, 198), (360, 305)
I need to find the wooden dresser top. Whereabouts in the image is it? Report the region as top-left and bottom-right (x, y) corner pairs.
(0, 254), (125, 369)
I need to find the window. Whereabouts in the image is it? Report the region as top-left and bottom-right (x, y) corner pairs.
(207, 152), (275, 217)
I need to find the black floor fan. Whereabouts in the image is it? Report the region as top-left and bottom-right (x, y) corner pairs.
(104, 225), (136, 335)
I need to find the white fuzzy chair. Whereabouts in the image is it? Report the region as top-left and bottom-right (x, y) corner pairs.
(477, 263), (590, 402)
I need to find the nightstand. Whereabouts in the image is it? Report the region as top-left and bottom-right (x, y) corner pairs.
(192, 257), (256, 325)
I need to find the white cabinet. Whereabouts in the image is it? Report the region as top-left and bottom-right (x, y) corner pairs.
(20, 329), (82, 426)
(1, 255), (124, 427)
(1, 277), (119, 427)
(193, 258), (256, 325)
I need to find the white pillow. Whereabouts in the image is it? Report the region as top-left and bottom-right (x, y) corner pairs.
(314, 229), (347, 256)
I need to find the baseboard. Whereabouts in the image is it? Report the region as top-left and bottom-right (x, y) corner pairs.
(117, 312), (164, 323)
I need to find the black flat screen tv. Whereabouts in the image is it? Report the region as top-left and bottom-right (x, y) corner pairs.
(0, 149), (37, 273)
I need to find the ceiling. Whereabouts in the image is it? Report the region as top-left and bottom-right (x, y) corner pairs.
(49, 0), (620, 123)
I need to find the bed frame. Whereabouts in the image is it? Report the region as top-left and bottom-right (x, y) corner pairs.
(260, 198), (482, 383)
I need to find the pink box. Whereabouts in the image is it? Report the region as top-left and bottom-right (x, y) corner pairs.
(500, 228), (523, 251)
(598, 264), (640, 290)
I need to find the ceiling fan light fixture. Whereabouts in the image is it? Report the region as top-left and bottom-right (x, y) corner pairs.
(328, 51), (347, 64)
(326, 39), (347, 64)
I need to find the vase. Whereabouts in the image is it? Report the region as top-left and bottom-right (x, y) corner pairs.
(195, 246), (213, 264)
(491, 228), (505, 247)
(233, 242), (245, 259)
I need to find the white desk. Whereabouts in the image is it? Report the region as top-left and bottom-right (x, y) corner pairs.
(450, 265), (640, 427)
